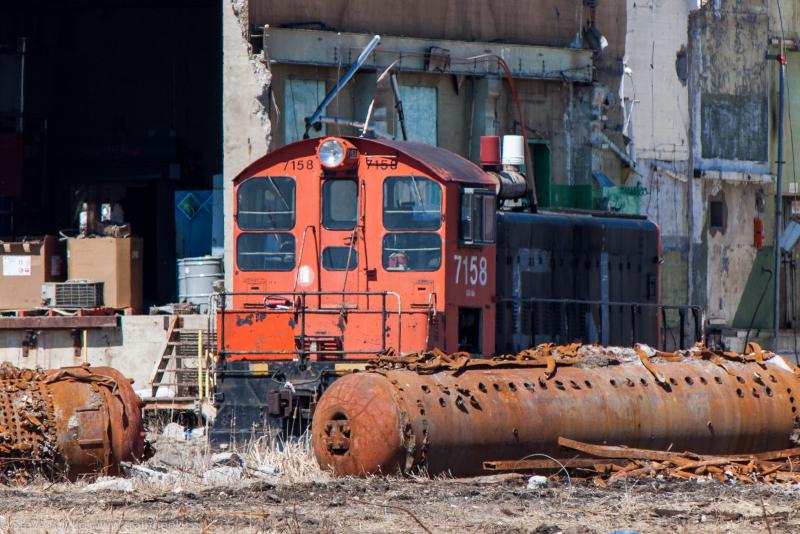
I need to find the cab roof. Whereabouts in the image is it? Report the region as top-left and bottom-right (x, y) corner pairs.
(233, 136), (497, 187)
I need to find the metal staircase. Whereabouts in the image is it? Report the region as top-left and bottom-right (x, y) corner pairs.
(143, 316), (216, 412)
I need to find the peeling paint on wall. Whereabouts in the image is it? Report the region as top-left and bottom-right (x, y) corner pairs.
(689, 0), (770, 173)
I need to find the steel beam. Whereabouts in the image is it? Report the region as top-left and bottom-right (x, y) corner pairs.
(264, 27), (593, 83)
(0, 316), (119, 330)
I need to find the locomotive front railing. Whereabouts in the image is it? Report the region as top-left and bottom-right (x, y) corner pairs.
(496, 296), (703, 352)
(217, 290), (407, 360)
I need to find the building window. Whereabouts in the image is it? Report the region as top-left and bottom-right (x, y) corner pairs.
(383, 176), (442, 230)
(382, 233), (442, 272)
(322, 180), (358, 230)
(398, 85), (437, 145)
(285, 79), (326, 144)
(460, 188), (496, 245)
(709, 197), (726, 231)
(236, 233), (295, 271)
(322, 247), (358, 271)
(237, 177), (295, 230)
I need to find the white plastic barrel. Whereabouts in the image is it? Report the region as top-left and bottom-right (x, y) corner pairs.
(501, 135), (525, 166)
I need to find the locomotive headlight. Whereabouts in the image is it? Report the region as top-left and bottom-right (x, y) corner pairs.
(317, 137), (359, 171)
(318, 139), (346, 168)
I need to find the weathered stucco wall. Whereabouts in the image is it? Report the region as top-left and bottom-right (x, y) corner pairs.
(225, 0), (632, 220)
(625, 0), (694, 163)
(623, 0), (698, 307)
(687, 0), (774, 325)
(689, 0), (770, 173)
(223, 0), (271, 288)
(249, 1), (626, 56)
(704, 181), (773, 323)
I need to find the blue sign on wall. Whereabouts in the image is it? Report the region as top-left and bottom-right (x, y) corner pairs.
(175, 190), (213, 259)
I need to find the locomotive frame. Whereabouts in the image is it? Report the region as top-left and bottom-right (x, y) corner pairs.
(210, 135), (681, 445)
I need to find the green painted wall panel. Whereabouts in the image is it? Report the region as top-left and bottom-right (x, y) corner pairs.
(731, 246), (775, 330)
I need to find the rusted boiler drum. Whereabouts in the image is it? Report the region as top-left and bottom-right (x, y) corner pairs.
(312, 345), (800, 477)
(0, 363), (147, 479)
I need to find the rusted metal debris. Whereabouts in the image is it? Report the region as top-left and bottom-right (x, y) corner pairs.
(312, 343), (800, 477)
(0, 362), (149, 481)
(485, 437), (800, 485)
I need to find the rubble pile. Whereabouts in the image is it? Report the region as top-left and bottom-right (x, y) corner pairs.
(485, 437), (800, 485)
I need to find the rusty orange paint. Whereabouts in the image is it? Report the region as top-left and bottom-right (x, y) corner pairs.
(222, 137), (497, 361)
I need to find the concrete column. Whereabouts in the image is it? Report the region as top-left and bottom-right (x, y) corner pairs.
(222, 0), (271, 289)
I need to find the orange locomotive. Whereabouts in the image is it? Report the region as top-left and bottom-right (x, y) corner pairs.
(211, 135), (663, 445)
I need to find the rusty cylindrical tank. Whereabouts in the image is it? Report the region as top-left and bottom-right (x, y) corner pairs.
(312, 344), (800, 477)
(0, 362), (147, 479)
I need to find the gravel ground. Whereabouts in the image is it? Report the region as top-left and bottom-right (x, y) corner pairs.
(0, 432), (797, 533)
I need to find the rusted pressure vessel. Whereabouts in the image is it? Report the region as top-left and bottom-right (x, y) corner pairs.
(0, 363), (147, 479)
(312, 345), (800, 477)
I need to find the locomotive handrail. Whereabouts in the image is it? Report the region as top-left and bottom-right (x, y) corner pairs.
(496, 296), (701, 310)
(218, 290), (403, 357)
(497, 296), (703, 351)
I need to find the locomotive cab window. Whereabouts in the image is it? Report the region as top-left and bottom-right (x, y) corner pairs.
(383, 233), (441, 271)
(322, 179), (358, 230)
(237, 177), (295, 230)
(237, 233), (296, 271)
(460, 188), (496, 245)
(383, 176), (442, 230)
(322, 246), (358, 271)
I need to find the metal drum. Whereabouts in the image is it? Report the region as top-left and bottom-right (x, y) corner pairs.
(177, 256), (223, 312)
(0, 362), (148, 479)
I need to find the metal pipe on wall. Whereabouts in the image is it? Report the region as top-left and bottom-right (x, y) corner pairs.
(768, 52), (787, 346)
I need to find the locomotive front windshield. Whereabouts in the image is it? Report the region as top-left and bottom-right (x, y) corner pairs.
(322, 179), (358, 230)
(236, 176), (297, 271)
(237, 233), (296, 271)
(237, 177), (295, 230)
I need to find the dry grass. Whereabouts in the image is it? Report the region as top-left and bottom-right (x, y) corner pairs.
(0, 430), (799, 532)
(241, 433), (331, 484)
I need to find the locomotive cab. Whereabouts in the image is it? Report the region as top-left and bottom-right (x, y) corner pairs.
(213, 137), (497, 444)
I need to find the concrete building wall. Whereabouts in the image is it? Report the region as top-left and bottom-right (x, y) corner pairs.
(622, 1), (698, 307)
(222, 0), (271, 289)
(250, 1), (626, 59)
(688, 0), (773, 325)
(0, 315), (208, 395)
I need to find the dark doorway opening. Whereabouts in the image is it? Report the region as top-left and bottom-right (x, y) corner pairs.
(458, 307), (482, 353)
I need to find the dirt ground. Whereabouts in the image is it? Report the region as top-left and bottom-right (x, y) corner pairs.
(0, 434), (798, 533)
